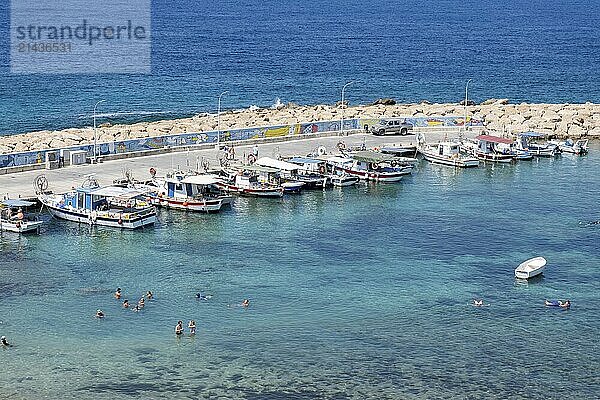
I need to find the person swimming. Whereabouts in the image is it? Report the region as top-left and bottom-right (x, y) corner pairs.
(146, 291), (153, 300)
(96, 309), (105, 318)
(132, 305), (140, 312)
(559, 300), (571, 309)
(1, 336), (10, 347)
(473, 299), (484, 307)
(188, 320), (196, 334)
(115, 288), (122, 300)
(123, 299), (130, 308)
(175, 321), (184, 335)
(241, 299), (250, 308)
(195, 292), (211, 301)
(138, 297), (145, 308)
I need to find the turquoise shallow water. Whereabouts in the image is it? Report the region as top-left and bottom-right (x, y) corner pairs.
(1, 145), (600, 399)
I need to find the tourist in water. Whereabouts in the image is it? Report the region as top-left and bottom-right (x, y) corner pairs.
(115, 288), (122, 300)
(175, 321), (184, 335)
(95, 309), (105, 318)
(146, 291), (153, 300)
(473, 299), (484, 307)
(132, 305), (140, 312)
(138, 297), (145, 308)
(123, 299), (130, 308)
(1, 336), (10, 347)
(559, 300), (571, 309)
(188, 320), (196, 334)
(242, 299), (250, 308)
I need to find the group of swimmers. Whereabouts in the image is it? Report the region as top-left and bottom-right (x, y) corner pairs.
(175, 320), (196, 335)
(116, 288), (153, 313)
(472, 298), (571, 309)
(94, 288), (154, 318)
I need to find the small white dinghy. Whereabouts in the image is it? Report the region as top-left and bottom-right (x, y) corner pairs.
(515, 257), (547, 279)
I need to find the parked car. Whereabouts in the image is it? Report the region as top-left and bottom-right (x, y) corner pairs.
(369, 119), (414, 136)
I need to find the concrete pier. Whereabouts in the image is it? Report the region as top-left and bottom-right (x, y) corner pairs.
(0, 130), (446, 200)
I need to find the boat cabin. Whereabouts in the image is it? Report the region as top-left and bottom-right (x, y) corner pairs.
(475, 135), (514, 154)
(62, 186), (148, 211)
(164, 175), (222, 199)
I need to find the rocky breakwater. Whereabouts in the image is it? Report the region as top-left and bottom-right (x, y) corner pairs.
(1, 100), (599, 154)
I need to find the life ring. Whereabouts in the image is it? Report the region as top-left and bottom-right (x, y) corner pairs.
(318, 165), (326, 175)
(149, 167), (157, 177)
(318, 146), (327, 156)
(248, 154), (257, 164)
(183, 201), (189, 207)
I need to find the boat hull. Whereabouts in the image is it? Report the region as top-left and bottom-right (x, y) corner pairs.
(515, 257), (547, 279)
(339, 167), (409, 182)
(152, 196), (232, 212)
(0, 219), (43, 233)
(420, 152), (480, 168)
(45, 204), (156, 229)
(476, 152), (515, 163)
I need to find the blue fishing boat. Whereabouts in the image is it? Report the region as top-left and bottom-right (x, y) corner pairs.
(38, 176), (156, 229)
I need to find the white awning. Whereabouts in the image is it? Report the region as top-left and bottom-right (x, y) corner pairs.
(255, 157), (299, 171)
(88, 186), (144, 198)
(180, 175), (220, 185)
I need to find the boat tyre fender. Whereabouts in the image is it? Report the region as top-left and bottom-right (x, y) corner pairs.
(149, 167), (157, 177)
(390, 161), (398, 167)
(336, 142), (346, 151)
(248, 154), (256, 164)
(318, 146), (327, 156)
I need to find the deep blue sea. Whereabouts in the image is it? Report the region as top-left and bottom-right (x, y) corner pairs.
(1, 0), (600, 135)
(1, 147), (599, 399)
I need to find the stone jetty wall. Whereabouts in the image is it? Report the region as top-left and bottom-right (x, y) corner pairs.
(1, 100), (599, 154)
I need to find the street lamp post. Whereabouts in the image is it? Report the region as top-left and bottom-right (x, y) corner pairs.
(340, 81), (354, 136)
(464, 79), (472, 131)
(93, 100), (106, 163)
(217, 91), (229, 148)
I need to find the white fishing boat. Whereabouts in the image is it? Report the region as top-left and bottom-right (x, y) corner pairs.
(150, 172), (233, 212)
(328, 151), (412, 182)
(418, 141), (479, 168)
(217, 165), (284, 197)
(38, 176), (156, 229)
(515, 256), (547, 279)
(515, 132), (559, 157)
(0, 199), (43, 233)
(549, 138), (589, 155)
(473, 135), (516, 163)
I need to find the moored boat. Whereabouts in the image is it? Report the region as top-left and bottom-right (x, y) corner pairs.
(515, 256), (547, 279)
(0, 199), (43, 233)
(549, 138), (589, 155)
(217, 165), (284, 197)
(515, 132), (559, 157)
(473, 135), (516, 163)
(327, 151), (412, 182)
(418, 141), (479, 168)
(38, 176), (156, 229)
(150, 172), (233, 212)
